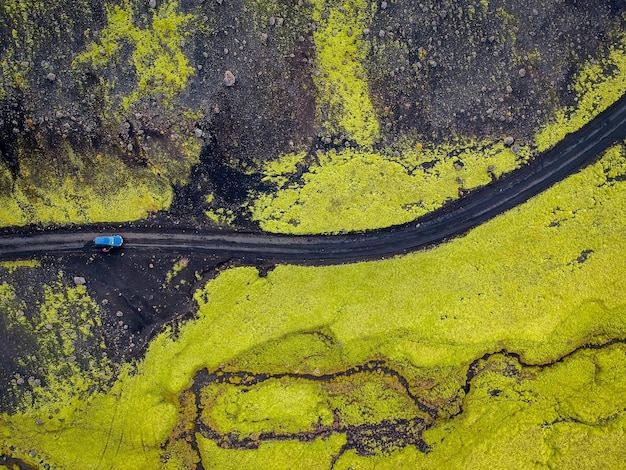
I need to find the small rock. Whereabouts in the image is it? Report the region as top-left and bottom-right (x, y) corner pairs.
(276, 17), (284, 26)
(511, 144), (521, 154)
(269, 16), (275, 26)
(321, 11), (329, 19)
(362, 28), (370, 35)
(505, 85), (513, 93)
(381, 1), (387, 9)
(260, 32), (268, 42)
(46, 72), (56, 82)
(116, 311), (124, 317)
(149, 263), (154, 269)
(488, 165), (495, 172)
(223, 70), (236, 86)
(99, 48), (106, 55)
(503, 136), (515, 147)
(102, 299), (109, 305)
(518, 68), (526, 77)
(194, 128), (203, 138)
(127, 143), (134, 152)
(73, 276), (86, 286)
(55, 111), (64, 119)
(379, 30), (385, 38)
(148, 0), (156, 8)
(347, 29), (353, 37)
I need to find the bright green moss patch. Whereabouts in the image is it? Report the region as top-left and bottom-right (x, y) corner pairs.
(2, 141), (626, 467)
(201, 379), (334, 437)
(311, 0), (379, 146)
(197, 433), (346, 469)
(535, 32), (626, 151)
(0, 149), (176, 227)
(251, 142), (529, 233)
(0, 260), (40, 273)
(249, 33), (625, 235)
(75, 0), (195, 110)
(199, 370), (422, 439)
(333, 345), (626, 468)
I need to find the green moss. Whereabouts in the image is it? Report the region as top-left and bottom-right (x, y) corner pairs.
(311, 0), (379, 146)
(164, 258), (189, 285)
(197, 433), (346, 469)
(199, 370), (421, 439)
(535, 32), (626, 151)
(0, 260), (40, 273)
(201, 379), (334, 437)
(332, 346), (626, 468)
(6, 277), (113, 410)
(1, 140), (626, 467)
(74, 0), (195, 110)
(250, 141), (529, 234)
(0, 148), (177, 227)
(205, 194), (236, 226)
(249, 32), (626, 235)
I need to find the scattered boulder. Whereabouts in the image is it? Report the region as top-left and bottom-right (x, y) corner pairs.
(223, 70), (236, 87)
(73, 276), (86, 286)
(503, 136), (515, 147)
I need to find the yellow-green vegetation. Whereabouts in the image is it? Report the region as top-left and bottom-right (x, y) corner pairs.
(2, 139), (625, 467)
(74, 0), (195, 110)
(311, 0), (379, 146)
(199, 370), (419, 438)
(0, 150), (175, 227)
(205, 194), (236, 226)
(201, 379), (335, 436)
(334, 344), (626, 469)
(197, 433), (346, 469)
(248, 32), (626, 235)
(251, 142), (529, 233)
(0, 260), (40, 273)
(3, 276), (112, 409)
(163, 258), (190, 289)
(536, 32), (626, 151)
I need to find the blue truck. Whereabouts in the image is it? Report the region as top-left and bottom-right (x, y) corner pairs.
(93, 235), (124, 253)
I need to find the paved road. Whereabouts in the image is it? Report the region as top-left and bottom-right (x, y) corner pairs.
(1, 93), (625, 264)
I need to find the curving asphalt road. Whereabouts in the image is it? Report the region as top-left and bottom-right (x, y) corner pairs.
(1, 93), (625, 264)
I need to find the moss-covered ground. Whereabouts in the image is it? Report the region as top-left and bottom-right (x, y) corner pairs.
(248, 31), (626, 234)
(0, 149), (180, 226)
(0, 3), (625, 469)
(0, 0), (203, 228)
(1, 137), (625, 466)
